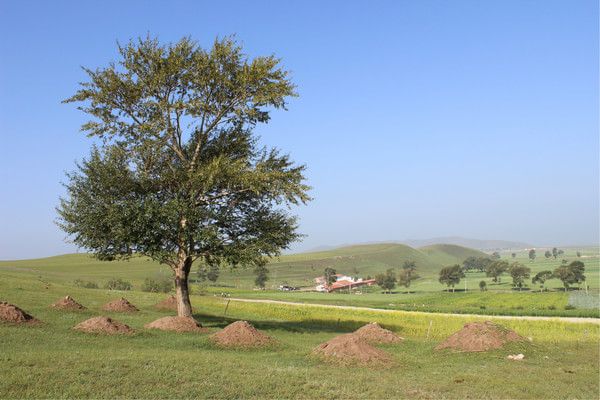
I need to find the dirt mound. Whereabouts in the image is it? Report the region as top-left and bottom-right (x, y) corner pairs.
(0, 302), (39, 324)
(354, 322), (404, 344)
(313, 333), (394, 366)
(154, 295), (177, 311)
(74, 316), (133, 334)
(210, 321), (274, 347)
(51, 295), (86, 310)
(435, 321), (525, 352)
(102, 298), (139, 312)
(145, 316), (207, 333)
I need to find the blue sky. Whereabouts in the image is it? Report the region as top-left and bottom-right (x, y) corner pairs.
(0, 0), (598, 259)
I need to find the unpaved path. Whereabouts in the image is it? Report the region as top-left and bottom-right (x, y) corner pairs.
(227, 297), (600, 325)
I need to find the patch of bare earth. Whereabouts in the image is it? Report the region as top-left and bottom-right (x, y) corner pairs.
(73, 316), (133, 334)
(154, 295), (178, 311)
(50, 295), (86, 310)
(102, 298), (139, 312)
(435, 321), (525, 352)
(210, 320), (274, 347)
(0, 302), (39, 324)
(313, 333), (394, 366)
(145, 316), (208, 333)
(354, 322), (404, 344)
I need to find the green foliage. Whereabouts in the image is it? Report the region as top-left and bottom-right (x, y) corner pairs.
(479, 280), (487, 291)
(73, 279), (98, 289)
(197, 263), (220, 283)
(552, 247), (559, 259)
(491, 251), (501, 259)
(553, 261), (586, 292)
(545, 250), (552, 259)
(56, 36), (310, 316)
(511, 253), (516, 258)
(532, 270), (553, 291)
(253, 264), (269, 288)
(486, 260), (509, 282)
(141, 276), (173, 293)
(463, 256), (492, 272)
(323, 267), (337, 285)
(438, 264), (465, 292)
(508, 262), (531, 290)
(528, 249), (536, 261)
(104, 277), (132, 291)
(375, 268), (397, 293)
(398, 260), (419, 288)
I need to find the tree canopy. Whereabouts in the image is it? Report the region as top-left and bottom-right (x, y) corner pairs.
(438, 264), (465, 292)
(57, 36), (310, 317)
(375, 269), (397, 294)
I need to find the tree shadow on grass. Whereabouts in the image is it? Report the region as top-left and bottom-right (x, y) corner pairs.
(192, 312), (374, 334)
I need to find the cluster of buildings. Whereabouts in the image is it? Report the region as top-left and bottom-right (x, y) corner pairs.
(314, 273), (375, 292)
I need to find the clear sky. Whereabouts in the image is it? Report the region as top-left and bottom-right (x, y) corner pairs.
(0, 0), (598, 259)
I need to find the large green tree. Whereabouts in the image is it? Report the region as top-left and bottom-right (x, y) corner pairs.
(438, 264), (465, 292)
(508, 262), (530, 291)
(57, 36), (310, 317)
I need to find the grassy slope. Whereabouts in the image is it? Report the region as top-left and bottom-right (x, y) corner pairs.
(0, 273), (598, 399)
(0, 245), (598, 318)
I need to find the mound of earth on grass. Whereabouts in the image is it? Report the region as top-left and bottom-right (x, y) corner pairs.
(102, 298), (139, 312)
(73, 316), (133, 334)
(0, 302), (39, 324)
(313, 333), (393, 366)
(435, 321), (525, 352)
(145, 316), (207, 333)
(210, 321), (273, 347)
(51, 296), (86, 310)
(154, 295), (178, 311)
(354, 322), (403, 344)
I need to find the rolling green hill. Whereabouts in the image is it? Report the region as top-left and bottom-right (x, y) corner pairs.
(0, 243), (487, 289)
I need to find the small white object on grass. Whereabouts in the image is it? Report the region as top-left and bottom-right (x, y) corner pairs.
(507, 354), (525, 361)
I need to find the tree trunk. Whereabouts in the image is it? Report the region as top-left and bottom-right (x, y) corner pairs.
(175, 256), (193, 317)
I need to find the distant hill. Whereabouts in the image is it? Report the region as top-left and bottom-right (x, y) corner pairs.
(401, 237), (532, 251)
(0, 243), (488, 289)
(302, 237), (533, 254)
(262, 243), (487, 286)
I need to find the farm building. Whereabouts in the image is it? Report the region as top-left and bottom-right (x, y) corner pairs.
(314, 274), (375, 292)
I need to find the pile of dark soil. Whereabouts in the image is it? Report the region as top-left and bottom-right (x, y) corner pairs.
(102, 298), (139, 312)
(210, 321), (274, 347)
(313, 333), (394, 366)
(50, 295), (86, 310)
(353, 322), (403, 344)
(145, 316), (207, 333)
(0, 302), (39, 324)
(435, 321), (525, 352)
(73, 316), (133, 334)
(154, 295), (178, 311)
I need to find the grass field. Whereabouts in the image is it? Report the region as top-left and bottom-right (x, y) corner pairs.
(0, 271), (598, 399)
(2, 244), (596, 318)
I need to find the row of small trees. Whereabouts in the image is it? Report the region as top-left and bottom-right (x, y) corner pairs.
(374, 261), (420, 293)
(441, 258), (586, 292)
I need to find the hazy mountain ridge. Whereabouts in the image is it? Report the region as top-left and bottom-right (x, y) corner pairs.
(303, 237), (533, 253)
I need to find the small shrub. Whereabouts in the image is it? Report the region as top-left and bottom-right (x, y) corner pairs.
(548, 305), (556, 310)
(73, 279), (99, 289)
(564, 305), (576, 310)
(141, 276), (173, 293)
(104, 278), (132, 291)
(479, 305), (486, 310)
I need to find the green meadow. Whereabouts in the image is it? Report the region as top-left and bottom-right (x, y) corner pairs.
(0, 270), (598, 399)
(2, 244), (597, 318)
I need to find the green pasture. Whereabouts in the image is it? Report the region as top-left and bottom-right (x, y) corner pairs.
(0, 245), (598, 318)
(0, 272), (598, 399)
